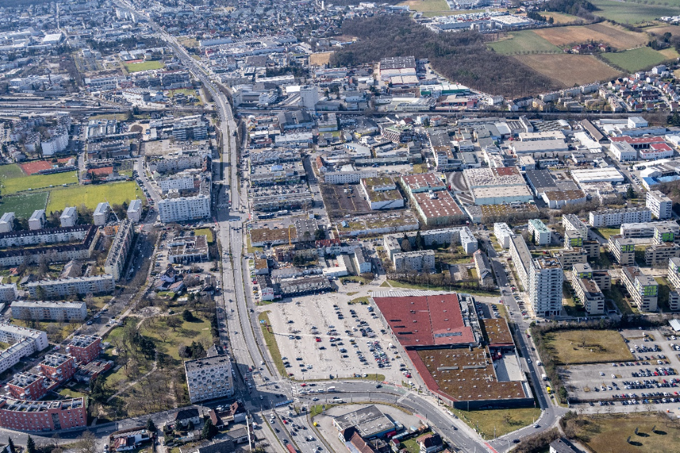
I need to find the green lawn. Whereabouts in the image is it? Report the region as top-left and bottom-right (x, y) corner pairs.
(258, 311), (287, 377)
(1, 171), (77, 195)
(488, 30), (562, 55)
(0, 164), (26, 179)
(168, 88), (197, 97)
(0, 192), (49, 218)
(453, 407), (543, 440)
(604, 286), (634, 315)
(593, 227), (620, 240)
(543, 329), (634, 365)
(194, 228), (214, 243)
(602, 47), (669, 72)
(47, 181), (145, 211)
(124, 61), (165, 72)
(591, 0), (680, 24)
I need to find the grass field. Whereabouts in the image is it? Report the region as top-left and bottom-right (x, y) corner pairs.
(124, 61), (165, 72)
(593, 227), (620, 240)
(602, 47), (668, 72)
(0, 192), (49, 218)
(543, 329), (635, 365)
(453, 407), (543, 440)
(591, 0), (680, 24)
(660, 47), (680, 59)
(0, 164), (25, 179)
(398, 0), (450, 12)
(513, 54), (621, 87)
(47, 181), (145, 211)
(563, 413), (680, 453)
(541, 12), (583, 24)
(1, 171), (77, 195)
(258, 311), (286, 377)
(194, 228), (214, 243)
(488, 30), (562, 55)
(310, 52), (333, 66)
(534, 23), (648, 49)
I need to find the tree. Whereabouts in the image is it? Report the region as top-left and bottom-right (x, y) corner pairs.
(8, 437), (14, 453)
(202, 419), (217, 439)
(627, 185), (636, 199)
(187, 420), (195, 431)
(314, 228), (326, 240)
(26, 436), (35, 453)
(74, 431), (97, 453)
(167, 317), (182, 331)
(182, 309), (194, 322)
(415, 231), (425, 250)
(146, 418), (156, 433)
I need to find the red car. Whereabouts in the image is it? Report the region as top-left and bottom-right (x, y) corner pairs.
(315, 337), (321, 342)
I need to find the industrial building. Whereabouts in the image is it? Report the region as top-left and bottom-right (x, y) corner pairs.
(411, 190), (466, 226)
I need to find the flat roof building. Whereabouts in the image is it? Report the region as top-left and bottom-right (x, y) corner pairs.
(622, 266), (658, 312)
(493, 222), (515, 249)
(333, 405), (396, 439)
(646, 190), (673, 220)
(28, 210), (46, 231)
(528, 219), (551, 246)
(0, 213), (14, 234)
(93, 202), (110, 226)
(11, 301), (87, 322)
(127, 199), (143, 223)
(59, 207), (77, 228)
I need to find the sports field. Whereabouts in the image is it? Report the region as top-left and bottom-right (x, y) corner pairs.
(47, 181), (145, 212)
(514, 54), (621, 87)
(124, 61), (165, 72)
(591, 0), (680, 24)
(543, 329), (635, 365)
(534, 22), (648, 49)
(19, 160), (53, 175)
(1, 171), (77, 195)
(0, 192), (49, 218)
(488, 30), (561, 55)
(0, 164), (25, 179)
(602, 47), (668, 72)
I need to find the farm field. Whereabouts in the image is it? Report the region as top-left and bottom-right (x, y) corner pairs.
(0, 192), (49, 218)
(602, 47), (668, 72)
(646, 24), (680, 35)
(513, 54), (621, 87)
(47, 181), (145, 212)
(540, 12), (582, 24)
(562, 413), (680, 453)
(488, 30), (561, 55)
(124, 61), (165, 72)
(1, 171), (77, 195)
(659, 47), (680, 59)
(591, 0), (680, 24)
(542, 329), (635, 365)
(398, 0), (450, 12)
(0, 164), (25, 180)
(534, 22), (648, 49)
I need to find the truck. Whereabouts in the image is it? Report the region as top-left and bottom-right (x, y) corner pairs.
(542, 373), (548, 381)
(327, 386), (336, 392)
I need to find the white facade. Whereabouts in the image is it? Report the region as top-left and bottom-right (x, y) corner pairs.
(158, 175), (195, 193)
(59, 207), (77, 228)
(393, 250), (435, 272)
(529, 258), (563, 318)
(611, 141), (638, 162)
(0, 324), (49, 351)
(127, 199), (143, 223)
(157, 195), (210, 223)
(300, 85), (319, 110)
(493, 223), (515, 249)
(0, 284), (18, 302)
(324, 170), (378, 185)
(41, 132), (68, 156)
(0, 212), (14, 233)
(11, 301), (87, 322)
(528, 219), (551, 246)
(562, 214), (589, 239)
(589, 207), (652, 227)
(460, 227), (478, 254)
(646, 190), (673, 220)
(26, 275), (115, 298)
(185, 353), (234, 403)
(93, 202), (110, 226)
(28, 210), (45, 231)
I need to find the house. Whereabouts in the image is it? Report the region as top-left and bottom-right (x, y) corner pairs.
(418, 433), (444, 453)
(170, 408), (201, 429)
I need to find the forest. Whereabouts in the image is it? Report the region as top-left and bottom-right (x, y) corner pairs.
(330, 15), (562, 98)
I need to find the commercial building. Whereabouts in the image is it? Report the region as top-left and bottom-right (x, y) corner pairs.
(93, 202), (110, 226)
(493, 223), (515, 249)
(65, 336), (102, 365)
(11, 301), (87, 322)
(400, 173), (446, 197)
(392, 250), (435, 273)
(25, 275), (115, 298)
(622, 266), (659, 312)
(157, 194), (210, 223)
(571, 167), (625, 185)
(609, 235), (635, 266)
(278, 275), (331, 296)
(360, 177), (404, 210)
(59, 207), (77, 228)
(333, 405), (396, 439)
(529, 257), (563, 317)
(646, 190), (673, 220)
(589, 207), (652, 228)
(666, 257), (680, 311)
(528, 219), (551, 245)
(324, 169), (378, 185)
(0, 397), (86, 432)
(412, 190), (466, 226)
(0, 284), (17, 302)
(127, 199), (143, 223)
(104, 219), (135, 281)
(184, 345), (234, 403)
(0, 213), (14, 233)
(168, 235), (210, 264)
(28, 210), (46, 231)
(509, 235), (531, 291)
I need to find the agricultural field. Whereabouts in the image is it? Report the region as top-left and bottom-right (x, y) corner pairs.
(398, 0), (450, 12)
(646, 24), (680, 35)
(659, 47), (680, 59)
(562, 413), (680, 453)
(124, 61), (165, 72)
(310, 52), (333, 66)
(602, 47), (668, 72)
(0, 171), (77, 195)
(514, 54), (621, 87)
(540, 12), (583, 24)
(542, 329), (635, 365)
(47, 181), (145, 212)
(534, 22), (648, 49)
(0, 164), (25, 179)
(488, 30), (561, 55)
(591, 0), (680, 24)
(0, 192), (49, 218)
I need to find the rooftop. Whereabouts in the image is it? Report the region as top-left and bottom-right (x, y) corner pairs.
(413, 191), (463, 219)
(483, 318), (513, 346)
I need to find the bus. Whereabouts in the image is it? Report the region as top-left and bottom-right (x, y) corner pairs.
(286, 444), (298, 453)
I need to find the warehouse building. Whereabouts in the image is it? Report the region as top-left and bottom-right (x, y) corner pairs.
(412, 190), (467, 226)
(360, 177), (404, 210)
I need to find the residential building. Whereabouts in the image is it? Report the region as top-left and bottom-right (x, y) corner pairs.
(39, 354), (77, 384)
(529, 257), (563, 318)
(278, 275), (332, 296)
(558, 248), (588, 269)
(571, 270), (605, 315)
(168, 235), (210, 264)
(323, 169), (377, 184)
(172, 116), (207, 141)
(353, 248), (371, 274)
(589, 207), (652, 227)
(28, 210), (45, 231)
(572, 263), (611, 291)
(93, 202), (110, 226)
(104, 219), (134, 281)
(609, 235), (635, 266)
(509, 235), (531, 290)
(11, 301), (87, 322)
(127, 199), (143, 223)
(184, 345), (234, 403)
(0, 284), (17, 302)
(562, 214), (589, 239)
(300, 85), (319, 110)
(7, 374), (47, 401)
(392, 250), (435, 273)
(0, 397), (86, 431)
(157, 195), (210, 223)
(645, 243), (680, 267)
(473, 250), (494, 287)
(59, 207), (77, 228)
(646, 190), (673, 220)
(666, 257), (680, 311)
(493, 222), (515, 249)
(0, 213), (14, 233)
(0, 225), (92, 248)
(0, 324), (49, 351)
(65, 336), (102, 365)
(621, 221), (680, 239)
(25, 275), (115, 298)
(528, 219), (551, 245)
(621, 266), (658, 312)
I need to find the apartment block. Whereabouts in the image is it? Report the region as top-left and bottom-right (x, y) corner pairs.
(621, 266), (658, 312)
(621, 221), (680, 240)
(609, 235), (636, 266)
(0, 324), (49, 351)
(0, 212), (14, 233)
(7, 374), (47, 401)
(39, 354), (77, 384)
(562, 214), (589, 239)
(558, 248), (587, 270)
(172, 116), (208, 141)
(0, 284), (17, 302)
(25, 275), (115, 298)
(493, 222), (515, 249)
(11, 301), (87, 322)
(392, 250), (435, 273)
(0, 225), (92, 248)
(127, 199), (143, 223)
(528, 219), (551, 245)
(645, 243), (680, 267)
(28, 210), (46, 231)
(646, 190), (673, 220)
(65, 336), (102, 365)
(93, 202), (110, 226)
(104, 219), (135, 281)
(667, 257), (680, 311)
(572, 276), (605, 315)
(529, 257), (563, 318)
(589, 207), (652, 227)
(184, 345), (234, 403)
(509, 235), (532, 291)
(0, 397), (86, 432)
(59, 207), (77, 228)
(157, 194), (210, 223)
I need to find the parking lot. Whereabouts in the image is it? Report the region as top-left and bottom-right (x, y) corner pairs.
(262, 292), (411, 383)
(563, 329), (680, 410)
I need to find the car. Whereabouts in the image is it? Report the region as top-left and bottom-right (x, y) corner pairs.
(513, 439), (520, 444)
